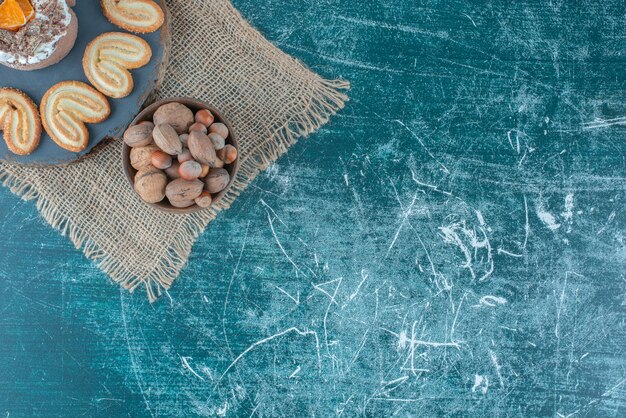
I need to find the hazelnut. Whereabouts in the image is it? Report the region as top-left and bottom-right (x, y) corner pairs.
(151, 151), (172, 169)
(195, 191), (213, 208)
(209, 123), (228, 139)
(179, 161), (203, 180)
(208, 133), (225, 150)
(217, 144), (238, 164)
(189, 122), (208, 134)
(213, 158), (224, 169)
(164, 161), (181, 179)
(195, 109), (215, 126)
(208, 123), (229, 139)
(177, 148), (194, 163)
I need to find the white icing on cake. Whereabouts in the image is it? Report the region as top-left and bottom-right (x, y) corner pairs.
(0, 0), (72, 66)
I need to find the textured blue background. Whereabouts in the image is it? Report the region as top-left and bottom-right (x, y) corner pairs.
(1, 0), (625, 416)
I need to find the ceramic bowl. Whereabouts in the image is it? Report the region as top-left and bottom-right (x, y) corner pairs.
(122, 98), (239, 214)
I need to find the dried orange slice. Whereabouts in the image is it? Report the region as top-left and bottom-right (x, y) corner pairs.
(15, 0), (34, 22)
(0, 0), (27, 31)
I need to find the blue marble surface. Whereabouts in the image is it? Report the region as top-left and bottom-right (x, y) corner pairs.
(0, 0), (625, 416)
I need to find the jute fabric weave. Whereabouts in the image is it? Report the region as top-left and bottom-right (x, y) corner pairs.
(0, 0), (348, 301)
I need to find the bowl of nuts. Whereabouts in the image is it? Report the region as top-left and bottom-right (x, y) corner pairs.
(122, 98), (239, 213)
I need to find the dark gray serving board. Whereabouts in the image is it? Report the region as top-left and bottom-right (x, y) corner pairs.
(0, 1), (168, 166)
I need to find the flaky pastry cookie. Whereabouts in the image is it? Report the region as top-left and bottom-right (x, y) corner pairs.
(0, 88), (42, 155)
(83, 32), (152, 98)
(100, 0), (164, 34)
(40, 81), (111, 152)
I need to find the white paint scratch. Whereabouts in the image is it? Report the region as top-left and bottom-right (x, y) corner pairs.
(266, 210), (306, 276)
(497, 248), (524, 257)
(478, 295), (508, 307)
(289, 366), (301, 379)
(348, 269), (369, 302)
(562, 193), (574, 232)
(223, 221), (250, 357)
(180, 356), (205, 381)
(216, 401), (228, 417)
(537, 205), (561, 231)
(386, 192), (420, 257)
(439, 211), (494, 281)
(273, 285), (300, 305)
(463, 13), (477, 28)
(582, 116), (626, 130)
(313, 278), (342, 353)
(393, 119), (450, 173)
(472, 374), (489, 394)
(523, 194), (530, 248)
(411, 168), (453, 197)
(382, 375), (409, 390)
(488, 349), (505, 388)
(217, 327), (321, 383)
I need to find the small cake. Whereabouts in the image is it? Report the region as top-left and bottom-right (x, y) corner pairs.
(0, 0), (78, 71)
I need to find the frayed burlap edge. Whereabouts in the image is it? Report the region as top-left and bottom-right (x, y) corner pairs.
(0, 77), (349, 302)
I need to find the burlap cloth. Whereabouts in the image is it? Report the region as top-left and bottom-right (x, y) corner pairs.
(0, 0), (348, 301)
